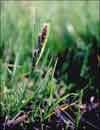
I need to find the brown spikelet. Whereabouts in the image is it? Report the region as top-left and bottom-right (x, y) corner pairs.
(35, 23), (50, 65)
(38, 24), (48, 48)
(32, 23), (49, 67)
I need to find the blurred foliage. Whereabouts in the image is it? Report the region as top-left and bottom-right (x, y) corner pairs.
(0, 1), (100, 55)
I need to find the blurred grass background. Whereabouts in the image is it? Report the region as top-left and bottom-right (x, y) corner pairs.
(0, 0), (100, 126)
(1, 0), (99, 54)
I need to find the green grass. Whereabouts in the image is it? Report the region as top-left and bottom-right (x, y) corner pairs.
(0, 1), (100, 129)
